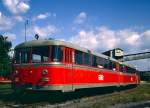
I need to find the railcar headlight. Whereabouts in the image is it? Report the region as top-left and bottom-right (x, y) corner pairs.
(14, 70), (18, 75)
(42, 69), (48, 75)
(15, 70), (18, 75)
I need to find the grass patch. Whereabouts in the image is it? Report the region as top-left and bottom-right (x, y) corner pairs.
(92, 85), (150, 107)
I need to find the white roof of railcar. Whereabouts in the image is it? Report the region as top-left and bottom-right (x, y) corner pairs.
(15, 39), (111, 59)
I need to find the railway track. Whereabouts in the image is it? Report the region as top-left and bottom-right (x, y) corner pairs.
(0, 85), (137, 108)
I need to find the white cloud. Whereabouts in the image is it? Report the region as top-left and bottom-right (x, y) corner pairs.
(0, 12), (24, 31)
(0, 12), (14, 30)
(14, 15), (23, 21)
(27, 25), (58, 39)
(33, 12), (50, 21)
(68, 26), (150, 53)
(74, 12), (87, 24)
(69, 30), (98, 50)
(69, 27), (119, 51)
(2, 0), (30, 14)
(140, 30), (150, 50)
(4, 32), (16, 41)
(125, 34), (140, 45)
(17, 1), (29, 13)
(97, 27), (120, 49)
(33, 12), (56, 21)
(116, 29), (141, 46)
(37, 13), (49, 19)
(143, 30), (150, 37)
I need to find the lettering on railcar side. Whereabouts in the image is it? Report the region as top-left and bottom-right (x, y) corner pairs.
(98, 74), (104, 81)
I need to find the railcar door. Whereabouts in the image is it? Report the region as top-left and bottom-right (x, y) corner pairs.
(63, 47), (74, 92)
(119, 64), (124, 86)
(116, 63), (121, 86)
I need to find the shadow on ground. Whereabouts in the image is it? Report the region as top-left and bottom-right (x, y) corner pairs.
(0, 84), (136, 105)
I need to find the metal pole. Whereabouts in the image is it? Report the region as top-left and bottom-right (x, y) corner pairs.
(25, 20), (28, 42)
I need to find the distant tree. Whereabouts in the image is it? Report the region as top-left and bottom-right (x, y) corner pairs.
(0, 35), (12, 78)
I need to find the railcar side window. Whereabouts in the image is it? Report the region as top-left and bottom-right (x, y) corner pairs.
(84, 53), (90, 65)
(112, 62), (116, 71)
(119, 64), (123, 72)
(15, 48), (30, 63)
(51, 46), (63, 62)
(32, 46), (49, 63)
(97, 57), (105, 68)
(123, 65), (126, 72)
(108, 61), (113, 70)
(92, 56), (97, 67)
(126, 66), (136, 74)
(75, 50), (83, 65)
(103, 59), (109, 69)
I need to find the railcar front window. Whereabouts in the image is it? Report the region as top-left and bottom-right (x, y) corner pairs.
(51, 46), (63, 62)
(15, 48), (30, 63)
(32, 46), (49, 63)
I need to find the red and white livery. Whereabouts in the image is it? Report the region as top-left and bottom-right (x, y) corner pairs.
(12, 40), (140, 92)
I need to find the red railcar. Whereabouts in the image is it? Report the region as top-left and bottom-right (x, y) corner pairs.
(12, 40), (140, 92)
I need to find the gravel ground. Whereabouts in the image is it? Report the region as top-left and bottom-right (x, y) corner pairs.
(109, 101), (150, 108)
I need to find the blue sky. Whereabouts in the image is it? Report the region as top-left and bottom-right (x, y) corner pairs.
(0, 0), (150, 70)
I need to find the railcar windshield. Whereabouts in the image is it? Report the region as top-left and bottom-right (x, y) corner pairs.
(32, 46), (49, 63)
(15, 48), (30, 63)
(14, 45), (63, 64)
(51, 46), (63, 62)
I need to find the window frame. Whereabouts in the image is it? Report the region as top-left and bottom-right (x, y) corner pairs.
(84, 52), (91, 66)
(91, 55), (98, 67)
(31, 46), (50, 63)
(75, 50), (83, 65)
(14, 48), (30, 64)
(50, 45), (63, 62)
